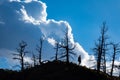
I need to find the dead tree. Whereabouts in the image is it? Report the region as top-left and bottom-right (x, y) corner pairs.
(60, 27), (76, 63)
(54, 42), (60, 61)
(93, 39), (101, 72)
(100, 23), (109, 73)
(93, 22), (109, 73)
(13, 41), (28, 71)
(36, 37), (44, 65)
(31, 53), (37, 67)
(110, 42), (120, 76)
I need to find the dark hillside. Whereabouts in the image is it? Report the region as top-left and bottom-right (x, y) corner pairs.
(0, 61), (119, 80)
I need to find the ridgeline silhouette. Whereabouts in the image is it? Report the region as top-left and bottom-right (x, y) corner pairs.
(0, 61), (119, 80)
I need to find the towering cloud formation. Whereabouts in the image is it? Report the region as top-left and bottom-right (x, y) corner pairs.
(0, 0), (91, 69)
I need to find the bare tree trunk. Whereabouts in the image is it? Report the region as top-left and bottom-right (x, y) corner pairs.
(111, 48), (115, 76)
(36, 37), (44, 65)
(96, 42), (102, 72)
(13, 41), (27, 71)
(110, 43), (120, 76)
(21, 56), (24, 71)
(32, 53), (36, 67)
(55, 42), (59, 61)
(93, 22), (108, 73)
(60, 27), (76, 63)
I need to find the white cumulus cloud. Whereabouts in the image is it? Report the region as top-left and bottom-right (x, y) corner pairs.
(47, 38), (56, 47)
(0, 0), (92, 69)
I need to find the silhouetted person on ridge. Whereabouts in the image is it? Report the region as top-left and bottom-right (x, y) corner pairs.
(78, 55), (81, 65)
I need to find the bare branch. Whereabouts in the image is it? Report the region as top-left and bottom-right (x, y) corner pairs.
(13, 41), (28, 71)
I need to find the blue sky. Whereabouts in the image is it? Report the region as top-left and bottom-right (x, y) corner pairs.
(42, 0), (120, 53)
